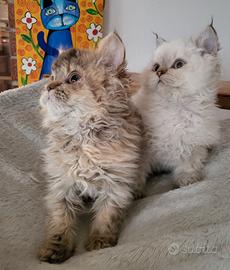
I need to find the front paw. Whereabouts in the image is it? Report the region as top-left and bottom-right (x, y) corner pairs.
(38, 235), (75, 264)
(85, 233), (118, 251)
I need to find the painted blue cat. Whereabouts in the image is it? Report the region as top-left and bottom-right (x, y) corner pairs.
(38, 0), (80, 79)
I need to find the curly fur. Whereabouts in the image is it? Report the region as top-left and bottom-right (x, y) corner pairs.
(38, 33), (144, 263)
(132, 24), (221, 187)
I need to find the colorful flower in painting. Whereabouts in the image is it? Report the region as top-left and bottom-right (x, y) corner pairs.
(21, 12), (37, 30)
(21, 57), (37, 75)
(86, 23), (102, 42)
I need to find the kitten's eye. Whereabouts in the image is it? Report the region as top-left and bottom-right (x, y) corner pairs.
(66, 72), (81, 84)
(45, 7), (56, 16)
(66, 4), (76, 11)
(172, 59), (186, 69)
(152, 63), (160, 72)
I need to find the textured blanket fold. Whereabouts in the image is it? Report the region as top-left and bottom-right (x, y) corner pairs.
(0, 81), (230, 270)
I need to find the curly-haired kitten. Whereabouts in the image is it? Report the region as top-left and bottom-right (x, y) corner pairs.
(133, 23), (220, 187)
(38, 33), (144, 263)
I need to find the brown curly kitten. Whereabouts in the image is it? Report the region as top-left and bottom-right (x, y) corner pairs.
(38, 33), (145, 263)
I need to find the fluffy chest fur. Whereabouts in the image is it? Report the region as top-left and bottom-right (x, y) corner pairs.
(133, 87), (220, 169)
(43, 110), (142, 203)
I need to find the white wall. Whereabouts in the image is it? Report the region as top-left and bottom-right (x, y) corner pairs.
(104, 0), (230, 80)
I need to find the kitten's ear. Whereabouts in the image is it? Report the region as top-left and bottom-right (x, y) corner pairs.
(97, 32), (125, 69)
(195, 21), (220, 55)
(153, 32), (166, 48)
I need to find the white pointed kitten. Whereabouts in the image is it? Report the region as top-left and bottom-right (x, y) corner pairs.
(133, 24), (221, 187)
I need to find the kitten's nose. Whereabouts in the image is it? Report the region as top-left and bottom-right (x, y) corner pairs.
(47, 81), (62, 91)
(157, 69), (167, 77)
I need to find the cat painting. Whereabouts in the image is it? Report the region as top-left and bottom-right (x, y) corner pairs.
(133, 23), (221, 187)
(38, 0), (80, 79)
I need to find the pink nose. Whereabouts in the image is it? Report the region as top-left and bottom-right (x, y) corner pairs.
(157, 69), (167, 77)
(47, 81), (62, 91)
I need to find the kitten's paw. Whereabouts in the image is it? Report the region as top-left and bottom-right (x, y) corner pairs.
(85, 233), (118, 251)
(174, 172), (202, 187)
(38, 235), (75, 264)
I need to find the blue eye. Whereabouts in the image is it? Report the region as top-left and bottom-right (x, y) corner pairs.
(45, 7), (56, 16)
(66, 4), (76, 11)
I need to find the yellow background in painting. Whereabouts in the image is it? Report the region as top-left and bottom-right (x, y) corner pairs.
(14, 0), (104, 86)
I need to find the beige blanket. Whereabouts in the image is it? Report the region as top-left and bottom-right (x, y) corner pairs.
(1, 81), (230, 270)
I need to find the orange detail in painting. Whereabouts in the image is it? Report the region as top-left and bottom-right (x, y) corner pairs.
(15, 0), (104, 86)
